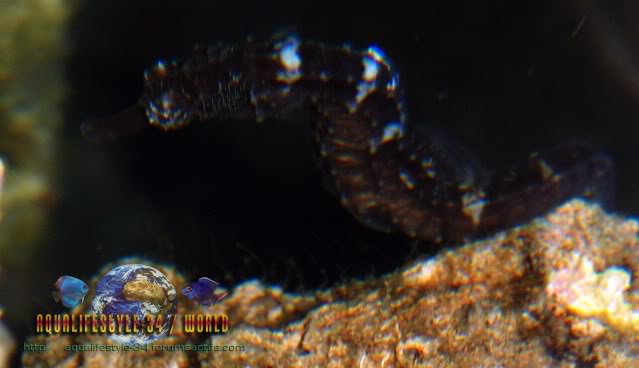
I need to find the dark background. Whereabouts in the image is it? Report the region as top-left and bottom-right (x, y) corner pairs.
(7, 0), (639, 361)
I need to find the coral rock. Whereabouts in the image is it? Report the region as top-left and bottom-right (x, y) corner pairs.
(23, 200), (639, 367)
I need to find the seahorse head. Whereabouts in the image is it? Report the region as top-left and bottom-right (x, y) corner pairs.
(141, 60), (195, 130)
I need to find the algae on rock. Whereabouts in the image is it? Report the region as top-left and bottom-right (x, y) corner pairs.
(22, 200), (639, 367)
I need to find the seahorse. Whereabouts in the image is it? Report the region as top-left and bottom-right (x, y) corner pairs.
(82, 34), (613, 243)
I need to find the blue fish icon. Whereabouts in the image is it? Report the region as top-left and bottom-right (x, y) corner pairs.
(52, 276), (88, 308)
(181, 277), (228, 307)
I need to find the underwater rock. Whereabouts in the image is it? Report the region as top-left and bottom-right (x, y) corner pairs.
(22, 200), (639, 367)
(194, 200), (639, 367)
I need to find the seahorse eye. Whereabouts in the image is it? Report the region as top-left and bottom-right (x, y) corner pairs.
(143, 90), (194, 130)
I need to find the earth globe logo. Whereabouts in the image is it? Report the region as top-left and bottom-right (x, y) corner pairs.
(91, 264), (177, 344)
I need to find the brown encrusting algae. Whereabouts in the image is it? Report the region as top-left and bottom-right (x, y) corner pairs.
(21, 200), (639, 367)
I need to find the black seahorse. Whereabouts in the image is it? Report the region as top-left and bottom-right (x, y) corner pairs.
(82, 34), (613, 243)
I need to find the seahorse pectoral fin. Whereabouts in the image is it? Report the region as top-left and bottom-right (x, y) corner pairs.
(81, 105), (148, 143)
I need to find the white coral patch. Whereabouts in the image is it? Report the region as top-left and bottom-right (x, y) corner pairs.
(547, 253), (639, 334)
(402, 258), (441, 287)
